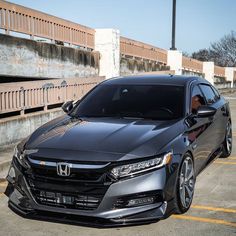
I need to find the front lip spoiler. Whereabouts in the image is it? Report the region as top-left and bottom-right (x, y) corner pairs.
(8, 201), (164, 228)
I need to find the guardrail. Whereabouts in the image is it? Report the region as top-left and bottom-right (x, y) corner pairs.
(0, 77), (104, 116)
(214, 65), (225, 77)
(0, 0), (94, 49)
(182, 56), (203, 73)
(120, 36), (168, 64)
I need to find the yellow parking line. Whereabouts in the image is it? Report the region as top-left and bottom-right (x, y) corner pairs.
(0, 181), (7, 187)
(214, 161), (236, 165)
(229, 157), (236, 160)
(172, 215), (236, 228)
(191, 205), (236, 213)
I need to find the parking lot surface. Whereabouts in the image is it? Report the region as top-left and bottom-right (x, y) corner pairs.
(0, 97), (235, 236)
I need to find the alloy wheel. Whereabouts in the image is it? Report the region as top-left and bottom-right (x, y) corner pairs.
(226, 122), (232, 154)
(179, 156), (195, 209)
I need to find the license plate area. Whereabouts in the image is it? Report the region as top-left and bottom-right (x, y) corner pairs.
(39, 191), (74, 205)
(34, 190), (101, 210)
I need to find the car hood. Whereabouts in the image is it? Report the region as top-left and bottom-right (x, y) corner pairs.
(25, 115), (184, 162)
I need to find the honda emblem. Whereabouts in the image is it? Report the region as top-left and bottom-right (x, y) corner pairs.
(56, 163), (72, 176)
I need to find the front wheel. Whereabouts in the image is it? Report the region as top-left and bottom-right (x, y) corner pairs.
(220, 121), (232, 158)
(174, 154), (195, 214)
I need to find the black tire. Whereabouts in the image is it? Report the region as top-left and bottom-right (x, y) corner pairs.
(174, 153), (196, 214)
(220, 121), (232, 158)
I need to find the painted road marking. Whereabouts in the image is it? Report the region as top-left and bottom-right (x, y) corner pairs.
(0, 193), (4, 197)
(214, 161), (236, 165)
(0, 181), (7, 187)
(191, 205), (236, 213)
(172, 215), (236, 228)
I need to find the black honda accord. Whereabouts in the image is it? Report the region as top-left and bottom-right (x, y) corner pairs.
(6, 75), (232, 226)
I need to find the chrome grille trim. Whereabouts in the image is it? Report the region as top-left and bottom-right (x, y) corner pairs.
(28, 157), (110, 169)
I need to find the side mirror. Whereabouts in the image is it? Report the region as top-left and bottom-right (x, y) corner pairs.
(197, 106), (217, 118)
(62, 101), (74, 114)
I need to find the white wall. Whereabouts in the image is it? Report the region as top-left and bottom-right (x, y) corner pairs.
(203, 62), (215, 85)
(95, 29), (120, 79)
(225, 67), (236, 87)
(167, 50), (182, 75)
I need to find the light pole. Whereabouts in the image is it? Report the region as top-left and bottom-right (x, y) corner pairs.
(170, 0), (177, 50)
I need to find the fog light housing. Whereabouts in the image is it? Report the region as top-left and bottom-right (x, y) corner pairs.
(114, 191), (163, 209)
(8, 167), (16, 179)
(7, 166), (16, 184)
(127, 196), (155, 207)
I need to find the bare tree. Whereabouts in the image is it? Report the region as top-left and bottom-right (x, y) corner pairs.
(191, 31), (236, 67)
(192, 49), (210, 62)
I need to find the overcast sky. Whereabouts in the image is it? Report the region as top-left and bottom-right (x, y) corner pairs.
(9, 0), (236, 53)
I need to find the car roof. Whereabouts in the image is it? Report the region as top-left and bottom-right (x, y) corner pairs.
(101, 74), (209, 86)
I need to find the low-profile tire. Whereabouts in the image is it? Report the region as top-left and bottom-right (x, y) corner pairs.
(220, 121), (233, 158)
(174, 153), (196, 214)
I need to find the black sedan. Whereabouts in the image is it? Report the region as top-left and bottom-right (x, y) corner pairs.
(6, 75), (232, 226)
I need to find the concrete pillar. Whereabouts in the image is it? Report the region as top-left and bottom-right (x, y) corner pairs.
(225, 67), (236, 88)
(203, 61), (215, 85)
(167, 50), (182, 75)
(95, 29), (120, 79)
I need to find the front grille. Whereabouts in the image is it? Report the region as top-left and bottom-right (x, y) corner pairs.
(30, 166), (105, 182)
(24, 157), (112, 211)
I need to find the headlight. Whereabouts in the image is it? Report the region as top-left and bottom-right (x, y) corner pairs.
(14, 146), (36, 169)
(110, 152), (173, 179)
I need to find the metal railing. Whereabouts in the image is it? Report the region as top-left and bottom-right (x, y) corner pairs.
(120, 36), (168, 64)
(0, 77), (104, 116)
(214, 65), (225, 77)
(0, 0), (95, 49)
(182, 56), (203, 73)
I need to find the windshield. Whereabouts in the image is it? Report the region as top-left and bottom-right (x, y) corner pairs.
(71, 84), (185, 120)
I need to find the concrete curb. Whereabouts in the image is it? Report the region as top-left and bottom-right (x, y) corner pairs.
(0, 158), (11, 180)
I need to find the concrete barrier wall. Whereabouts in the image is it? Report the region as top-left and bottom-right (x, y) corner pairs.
(120, 57), (170, 76)
(0, 109), (63, 147)
(0, 34), (99, 79)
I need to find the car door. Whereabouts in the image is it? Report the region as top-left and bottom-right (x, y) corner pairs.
(199, 84), (225, 150)
(211, 85), (229, 145)
(186, 84), (216, 174)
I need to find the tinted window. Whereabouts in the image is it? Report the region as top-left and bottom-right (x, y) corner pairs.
(211, 86), (220, 100)
(199, 84), (217, 104)
(72, 85), (185, 120)
(191, 85), (206, 114)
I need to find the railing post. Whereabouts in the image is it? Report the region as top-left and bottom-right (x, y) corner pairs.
(20, 87), (25, 115)
(43, 88), (48, 111)
(5, 9), (10, 35)
(51, 22), (55, 43)
(30, 16), (34, 40)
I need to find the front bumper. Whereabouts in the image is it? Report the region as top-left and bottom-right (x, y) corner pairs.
(6, 157), (178, 227)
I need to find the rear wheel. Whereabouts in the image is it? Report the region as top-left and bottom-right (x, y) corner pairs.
(174, 154), (195, 214)
(220, 121), (232, 158)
